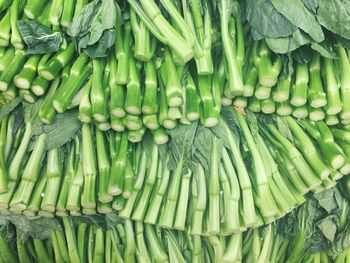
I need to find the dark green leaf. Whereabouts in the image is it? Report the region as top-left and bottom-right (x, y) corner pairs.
(271, 0), (324, 42)
(17, 20), (64, 54)
(88, 0), (117, 45)
(193, 127), (222, 172)
(291, 45), (314, 63)
(297, 199), (318, 238)
(277, 212), (298, 238)
(67, 0), (100, 38)
(314, 188), (338, 213)
(311, 41), (337, 58)
(316, 215), (337, 242)
(43, 110), (82, 150)
(72, 215), (107, 228)
(167, 122), (197, 175)
(330, 223), (350, 256)
(246, 0), (296, 38)
(84, 29), (115, 58)
(251, 28), (265, 41)
(266, 29), (311, 54)
(317, 0), (350, 40)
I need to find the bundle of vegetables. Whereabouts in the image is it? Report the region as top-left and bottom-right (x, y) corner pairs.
(1, 179), (350, 263)
(0, 0), (349, 130)
(0, 99), (349, 235)
(240, 45), (350, 127)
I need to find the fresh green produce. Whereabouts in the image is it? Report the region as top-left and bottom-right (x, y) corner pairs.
(1, 179), (350, 262)
(0, 100), (349, 236)
(0, 0), (349, 261)
(0, 0), (349, 130)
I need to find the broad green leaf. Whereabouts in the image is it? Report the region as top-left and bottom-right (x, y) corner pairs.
(302, 0), (318, 13)
(314, 188), (338, 213)
(317, 0), (350, 40)
(330, 224), (350, 256)
(246, 0), (296, 38)
(316, 215), (337, 242)
(17, 20), (64, 54)
(67, 0), (100, 38)
(311, 41), (337, 59)
(271, 0), (324, 42)
(193, 127), (222, 172)
(84, 29), (115, 58)
(43, 110), (82, 150)
(88, 0), (117, 45)
(266, 29), (311, 54)
(167, 122), (197, 175)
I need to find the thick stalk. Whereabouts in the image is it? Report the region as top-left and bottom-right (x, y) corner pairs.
(14, 55), (40, 90)
(337, 45), (350, 119)
(91, 59), (108, 122)
(323, 58), (341, 115)
(10, 134), (46, 211)
(81, 124), (97, 209)
(41, 148), (62, 212)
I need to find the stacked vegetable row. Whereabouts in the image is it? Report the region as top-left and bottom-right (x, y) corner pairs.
(0, 0), (349, 132)
(1, 180), (350, 263)
(243, 43), (350, 127)
(0, 100), (349, 235)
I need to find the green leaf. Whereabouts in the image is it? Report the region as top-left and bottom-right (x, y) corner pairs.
(246, 0), (297, 38)
(314, 188), (338, 213)
(266, 29), (311, 53)
(0, 213), (58, 240)
(316, 215), (337, 242)
(88, 0), (117, 45)
(310, 41), (337, 59)
(17, 20), (64, 54)
(302, 0), (318, 13)
(0, 97), (21, 122)
(84, 29), (115, 58)
(330, 224), (350, 256)
(67, 0), (100, 38)
(43, 110), (82, 150)
(72, 215), (107, 228)
(167, 122), (197, 175)
(297, 199), (318, 237)
(193, 127), (222, 172)
(317, 0), (350, 40)
(271, 0), (324, 42)
(291, 45), (314, 63)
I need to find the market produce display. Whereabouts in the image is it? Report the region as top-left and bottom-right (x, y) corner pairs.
(1, 0), (350, 261)
(2, 180), (350, 262)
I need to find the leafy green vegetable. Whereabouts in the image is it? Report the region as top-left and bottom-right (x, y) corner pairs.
(246, 0), (296, 38)
(67, 0), (119, 58)
(87, 0), (116, 45)
(317, 0), (350, 40)
(84, 29), (115, 58)
(166, 122), (197, 174)
(271, 0), (324, 42)
(17, 20), (64, 54)
(266, 29), (311, 53)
